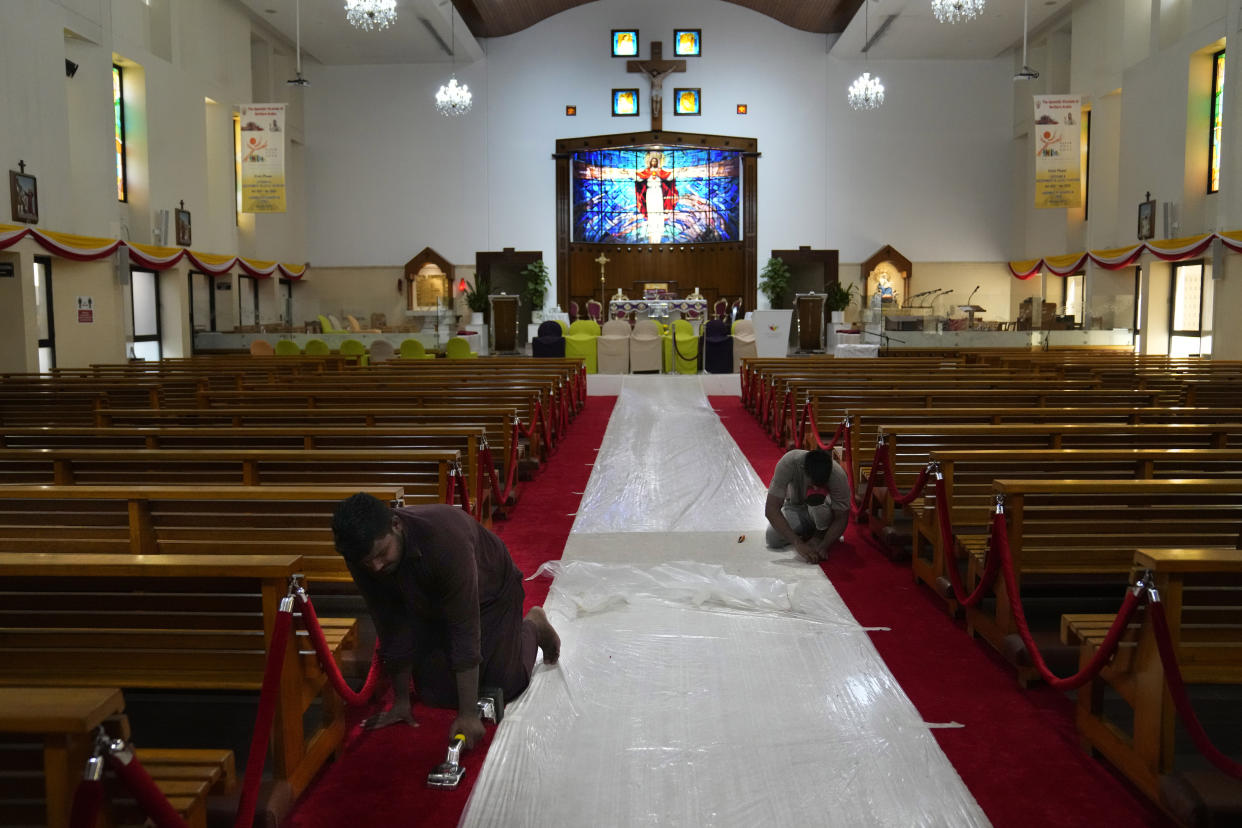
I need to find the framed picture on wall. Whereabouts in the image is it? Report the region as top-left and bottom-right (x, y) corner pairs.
(611, 30), (639, 57)
(673, 29), (701, 56)
(175, 207), (192, 246)
(674, 88), (701, 116)
(9, 170), (38, 224)
(1137, 196), (1156, 240)
(612, 88), (640, 117)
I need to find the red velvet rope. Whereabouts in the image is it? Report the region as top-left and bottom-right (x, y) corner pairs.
(934, 476), (1002, 608)
(233, 605), (294, 828)
(852, 442), (882, 521)
(482, 424), (521, 507)
(992, 511), (1144, 691)
(445, 472), (455, 506)
(475, 460), (487, 521)
(841, 423), (857, 505)
(872, 445), (933, 507)
(454, 468), (471, 516)
(69, 779), (104, 828)
(1147, 599), (1242, 780)
(295, 593), (384, 707)
(105, 752), (189, 828)
(777, 391), (793, 444)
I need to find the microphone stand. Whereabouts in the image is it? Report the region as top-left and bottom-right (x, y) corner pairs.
(857, 327), (905, 356)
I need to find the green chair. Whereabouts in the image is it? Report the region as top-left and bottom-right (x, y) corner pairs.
(564, 319), (600, 374)
(556, 319), (569, 335)
(304, 339), (330, 356)
(399, 339), (436, 360)
(274, 339), (301, 356)
(340, 338), (368, 366)
(445, 336), (478, 359)
(662, 318), (699, 374)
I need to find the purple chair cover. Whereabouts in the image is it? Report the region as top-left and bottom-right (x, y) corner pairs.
(532, 319), (566, 358)
(702, 318), (733, 374)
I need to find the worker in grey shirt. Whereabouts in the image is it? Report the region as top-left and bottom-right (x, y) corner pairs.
(764, 448), (850, 563)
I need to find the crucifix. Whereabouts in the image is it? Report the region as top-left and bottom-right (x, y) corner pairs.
(595, 252), (610, 303)
(627, 43), (686, 131)
(17, 160), (26, 174)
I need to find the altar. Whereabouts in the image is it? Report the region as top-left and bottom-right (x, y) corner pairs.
(608, 298), (709, 321)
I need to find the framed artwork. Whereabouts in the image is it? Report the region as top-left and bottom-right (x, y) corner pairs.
(736, 104), (748, 115)
(612, 88), (640, 117)
(673, 29), (701, 57)
(175, 207), (192, 246)
(611, 29), (639, 58)
(1137, 197), (1156, 240)
(674, 88), (701, 116)
(9, 170), (38, 224)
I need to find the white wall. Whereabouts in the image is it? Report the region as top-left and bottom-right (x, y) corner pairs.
(304, 0), (1015, 295)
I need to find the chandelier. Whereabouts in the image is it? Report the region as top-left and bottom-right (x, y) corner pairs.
(435, 77), (472, 116)
(931, 0), (985, 24)
(848, 72), (885, 110)
(345, 0), (397, 32)
(435, 8), (472, 116)
(847, 0), (884, 111)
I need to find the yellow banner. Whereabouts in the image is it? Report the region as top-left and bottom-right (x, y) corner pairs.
(240, 104), (287, 213)
(1033, 95), (1082, 209)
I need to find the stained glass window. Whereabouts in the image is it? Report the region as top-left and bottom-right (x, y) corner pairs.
(571, 147), (741, 244)
(113, 64), (127, 202)
(1209, 50), (1224, 194)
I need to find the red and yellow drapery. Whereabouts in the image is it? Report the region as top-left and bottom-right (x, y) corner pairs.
(1009, 230), (1242, 279)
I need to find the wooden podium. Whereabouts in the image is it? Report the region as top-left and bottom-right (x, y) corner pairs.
(795, 292), (826, 353)
(957, 304), (986, 329)
(489, 294), (520, 354)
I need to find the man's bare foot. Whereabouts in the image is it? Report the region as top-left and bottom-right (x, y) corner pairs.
(526, 606), (560, 665)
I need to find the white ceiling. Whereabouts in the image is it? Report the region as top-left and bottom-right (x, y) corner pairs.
(237, 0), (1074, 68)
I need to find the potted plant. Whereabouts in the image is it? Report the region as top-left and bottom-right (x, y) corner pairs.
(520, 260), (551, 322)
(758, 257), (791, 308)
(464, 278), (489, 324)
(825, 279), (857, 323)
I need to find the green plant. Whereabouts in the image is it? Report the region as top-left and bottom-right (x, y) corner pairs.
(825, 279), (857, 313)
(520, 260), (551, 310)
(758, 257), (791, 308)
(464, 278), (489, 313)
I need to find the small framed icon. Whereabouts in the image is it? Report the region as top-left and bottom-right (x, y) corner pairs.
(736, 104), (748, 115)
(565, 105), (577, 116)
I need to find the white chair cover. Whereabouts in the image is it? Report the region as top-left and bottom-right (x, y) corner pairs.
(597, 319), (632, 374)
(731, 319), (757, 373)
(629, 319), (663, 373)
(369, 339), (396, 362)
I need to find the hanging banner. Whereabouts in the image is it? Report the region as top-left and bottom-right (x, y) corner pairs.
(1033, 95), (1082, 209)
(240, 104), (286, 213)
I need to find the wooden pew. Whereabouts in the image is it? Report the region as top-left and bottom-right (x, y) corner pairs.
(0, 484), (406, 583)
(0, 688), (236, 828)
(0, 424), (500, 520)
(962, 480), (1242, 687)
(910, 449), (1242, 613)
(0, 447), (461, 515)
(1062, 548), (1242, 815)
(865, 423), (1242, 548)
(0, 553), (352, 798)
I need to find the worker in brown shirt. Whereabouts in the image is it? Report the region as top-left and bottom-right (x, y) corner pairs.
(332, 494), (560, 748)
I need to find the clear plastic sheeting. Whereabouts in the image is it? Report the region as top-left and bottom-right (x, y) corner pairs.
(460, 376), (987, 827)
(571, 376), (768, 534)
(462, 561), (988, 827)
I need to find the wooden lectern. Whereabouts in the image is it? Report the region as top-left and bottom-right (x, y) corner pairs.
(794, 292), (827, 353)
(489, 294), (520, 354)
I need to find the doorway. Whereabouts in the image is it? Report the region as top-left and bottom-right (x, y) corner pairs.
(34, 256), (55, 372)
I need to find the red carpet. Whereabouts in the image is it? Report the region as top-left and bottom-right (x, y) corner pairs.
(283, 396), (615, 828)
(709, 394), (1174, 828)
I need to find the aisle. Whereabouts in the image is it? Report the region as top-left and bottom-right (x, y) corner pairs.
(461, 376), (988, 827)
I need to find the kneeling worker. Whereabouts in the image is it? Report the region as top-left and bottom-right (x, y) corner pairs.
(332, 493), (560, 748)
(764, 448), (850, 563)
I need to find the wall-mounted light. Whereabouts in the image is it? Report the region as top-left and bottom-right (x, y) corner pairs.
(457, 277), (468, 293)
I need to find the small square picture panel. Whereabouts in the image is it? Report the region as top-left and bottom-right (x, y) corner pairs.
(612, 29), (639, 57)
(736, 104), (748, 115)
(674, 88), (701, 116)
(565, 105), (577, 116)
(612, 88), (640, 117)
(673, 29), (701, 56)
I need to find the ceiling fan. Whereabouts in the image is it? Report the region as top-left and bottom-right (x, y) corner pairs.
(1014, 0), (1039, 81)
(288, 0), (309, 86)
